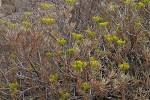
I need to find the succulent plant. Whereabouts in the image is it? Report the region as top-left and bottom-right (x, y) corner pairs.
(82, 82), (90, 91)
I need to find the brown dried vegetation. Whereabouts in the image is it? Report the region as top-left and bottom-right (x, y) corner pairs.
(0, 0), (150, 100)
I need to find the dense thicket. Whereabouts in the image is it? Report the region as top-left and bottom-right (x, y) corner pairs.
(0, 0), (150, 100)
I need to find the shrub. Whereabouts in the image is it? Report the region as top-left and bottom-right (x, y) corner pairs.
(0, 0), (149, 100)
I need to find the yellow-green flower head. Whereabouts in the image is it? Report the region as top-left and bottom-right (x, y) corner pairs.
(91, 60), (99, 68)
(72, 60), (83, 70)
(85, 30), (97, 37)
(92, 16), (103, 22)
(25, 12), (32, 17)
(125, 37), (129, 44)
(116, 24), (121, 28)
(57, 38), (66, 45)
(59, 90), (64, 95)
(58, 50), (65, 55)
(73, 46), (80, 53)
(105, 34), (111, 38)
(49, 73), (59, 82)
(113, 35), (119, 41)
(40, 3), (54, 9)
(27, 67), (34, 72)
(72, 32), (84, 40)
(11, 89), (19, 94)
(124, 0), (131, 5)
(76, 39), (83, 45)
(85, 30), (92, 36)
(46, 52), (54, 57)
(95, 49), (103, 54)
(144, 0), (150, 3)
(109, 4), (119, 11)
(117, 39), (126, 46)
(72, 60), (87, 70)
(12, 54), (17, 60)
(11, 67), (17, 74)
(41, 18), (55, 24)
(137, 2), (145, 9)
(72, 32), (77, 38)
(9, 82), (19, 89)
(82, 82), (90, 91)
(65, 0), (75, 4)
(83, 62), (87, 68)
(135, 21), (142, 27)
(60, 91), (70, 100)
(22, 21), (32, 27)
(67, 48), (74, 54)
(0, 20), (7, 24)
(107, 37), (113, 43)
(99, 22), (109, 27)
(76, 34), (84, 40)
(105, 34), (113, 43)
(11, 23), (18, 27)
(7, 22), (18, 28)
(119, 62), (130, 71)
(90, 57), (95, 61)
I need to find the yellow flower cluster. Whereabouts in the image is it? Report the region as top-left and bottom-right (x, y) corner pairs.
(99, 22), (109, 27)
(59, 90), (70, 100)
(105, 34), (113, 43)
(57, 38), (66, 45)
(85, 29), (97, 37)
(124, 0), (131, 5)
(41, 18), (55, 24)
(46, 52), (54, 57)
(90, 57), (99, 68)
(72, 32), (84, 44)
(105, 34), (127, 46)
(9, 82), (19, 94)
(49, 73), (59, 82)
(65, 0), (76, 4)
(7, 22), (18, 27)
(72, 60), (87, 71)
(119, 62), (130, 71)
(136, 2), (145, 9)
(25, 12), (32, 17)
(67, 48), (74, 54)
(40, 4), (54, 9)
(82, 82), (90, 91)
(22, 21), (32, 27)
(92, 16), (109, 27)
(117, 39), (126, 46)
(92, 16), (103, 23)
